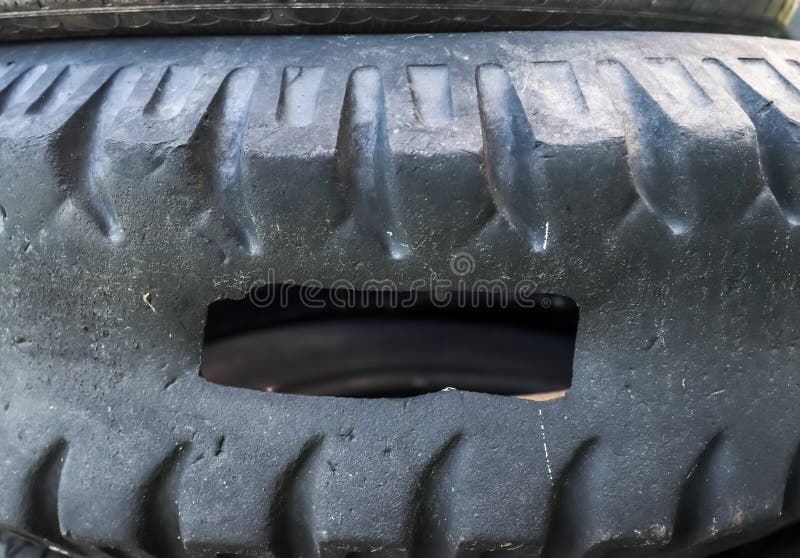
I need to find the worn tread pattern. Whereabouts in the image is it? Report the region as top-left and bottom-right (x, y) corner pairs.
(1, 31), (800, 558)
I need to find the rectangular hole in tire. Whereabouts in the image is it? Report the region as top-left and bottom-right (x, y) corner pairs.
(201, 285), (578, 399)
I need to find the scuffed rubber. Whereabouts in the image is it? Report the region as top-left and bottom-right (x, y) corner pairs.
(1, 31), (800, 557)
(0, 0), (796, 39)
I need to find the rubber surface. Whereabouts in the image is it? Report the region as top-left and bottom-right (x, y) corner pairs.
(0, 0), (796, 39)
(0, 532), (60, 558)
(2, 31), (800, 557)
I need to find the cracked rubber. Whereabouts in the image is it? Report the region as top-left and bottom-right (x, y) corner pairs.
(2, 31), (800, 557)
(0, 0), (797, 39)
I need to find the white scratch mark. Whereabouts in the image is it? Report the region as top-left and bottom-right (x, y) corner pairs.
(142, 292), (156, 313)
(538, 408), (553, 482)
(543, 221), (550, 251)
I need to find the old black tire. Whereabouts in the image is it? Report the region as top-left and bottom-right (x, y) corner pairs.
(2, 30), (800, 558)
(0, 0), (797, 39)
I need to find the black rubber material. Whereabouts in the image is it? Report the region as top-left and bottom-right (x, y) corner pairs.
(714, 524), (800, 557)
(0, 0), (796, 39)
(2, 31), (800, 557)
(0, 532), (62, 558)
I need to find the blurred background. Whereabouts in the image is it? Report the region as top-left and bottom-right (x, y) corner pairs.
(790, 9), (800, 37)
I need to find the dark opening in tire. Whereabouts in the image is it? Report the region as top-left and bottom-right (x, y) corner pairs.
(201, 285), (578, 398)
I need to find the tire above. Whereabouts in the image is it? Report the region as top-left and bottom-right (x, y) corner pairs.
(0, 0), (796, 39)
